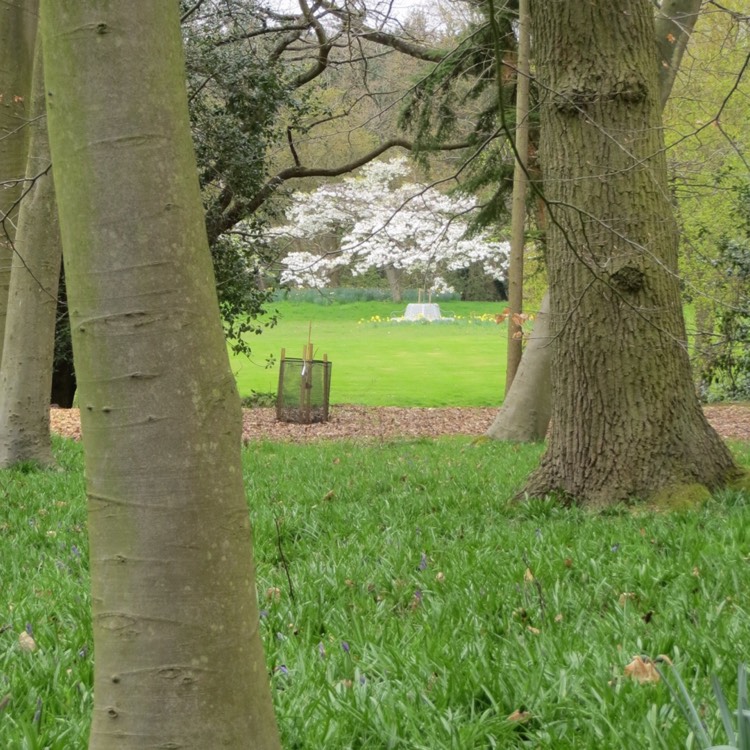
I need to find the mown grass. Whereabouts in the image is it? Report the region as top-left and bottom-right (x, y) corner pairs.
(3, 437), (750, 748)
(230, 300), (513, 407)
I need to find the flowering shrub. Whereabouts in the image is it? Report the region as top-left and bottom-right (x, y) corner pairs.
(267, 158), (509, 297)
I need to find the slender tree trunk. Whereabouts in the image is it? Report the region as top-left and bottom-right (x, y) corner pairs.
(487, 292), (551, 441)
(488, 0), (703, 445)
(41, 2), (281, 748)
(524, 0), (738, 506)
(0, 33), (61, 468)
(385, 263), (402, 303)
(0, 0), (38, 366)
(504, 0), (530, 393)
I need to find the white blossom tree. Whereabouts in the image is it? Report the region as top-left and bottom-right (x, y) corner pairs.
(269, 158), (509, 301)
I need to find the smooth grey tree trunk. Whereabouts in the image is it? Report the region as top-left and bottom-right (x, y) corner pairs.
(487, 292), (550, 442)
(41, 2), (282, 747)
(0, 0), (39, 366)
(0, 35), (61, 468)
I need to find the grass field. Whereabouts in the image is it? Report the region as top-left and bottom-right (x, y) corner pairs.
(3, 438), (750, 749)
(229, 300), (514, 407)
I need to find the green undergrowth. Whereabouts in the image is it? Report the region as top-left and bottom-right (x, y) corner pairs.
(2, 437), (750, 748)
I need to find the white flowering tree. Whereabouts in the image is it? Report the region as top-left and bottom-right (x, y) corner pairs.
(270, 158), (509, 301)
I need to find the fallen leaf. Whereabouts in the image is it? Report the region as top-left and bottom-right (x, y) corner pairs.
(524, 568), (535, 583)
(265, 587), (281, 602)
(322, 490), (335, 501)
(507, 709), (532, 722)
(618, 592), (636, 606)
(554, 613), (564, 623)
(435, 571), (445, 583)
(624, 655), (660, 684)
(692, 566), (700, 577)
(18, 632), (36, 652)
(526, 626), (541, 635)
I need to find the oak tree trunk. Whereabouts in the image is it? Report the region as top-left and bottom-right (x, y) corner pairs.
(488, 0), (703, 445)
(0, 0), (38, 365)
(0, 34), (61, 468)
(41, 2), (281, 747)
(524, 0), (738, 506)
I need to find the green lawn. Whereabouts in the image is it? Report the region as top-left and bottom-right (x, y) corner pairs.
(3, 437), (750, 748)
(230, 300), (513, 407)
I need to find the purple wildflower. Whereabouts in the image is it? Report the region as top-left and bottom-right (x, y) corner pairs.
(342, 641), (350, 654)
(419, 553), (428, 571)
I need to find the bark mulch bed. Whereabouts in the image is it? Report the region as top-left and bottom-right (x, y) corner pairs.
(50, 403), (750, 444)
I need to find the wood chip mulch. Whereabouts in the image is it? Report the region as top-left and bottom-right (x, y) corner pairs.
(49, 403), (750, 444)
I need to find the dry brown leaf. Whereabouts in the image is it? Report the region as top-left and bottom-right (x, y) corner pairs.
(507, 709), (532, 723)
(435, 572), (445, 583)
(18, 632), (36, 652)
(524, 568), (535, 583)
(624, 655), (660, 684)
(618, 592), (636, 606)
(526, 626), (541, 635)
(265, 587), (282, 602)
(554, 613), (564, 623)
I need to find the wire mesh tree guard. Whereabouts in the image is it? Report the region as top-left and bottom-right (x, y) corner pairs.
(276, 345), (332, 424)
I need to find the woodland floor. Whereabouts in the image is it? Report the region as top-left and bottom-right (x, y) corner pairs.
(50, 403), (750, 443)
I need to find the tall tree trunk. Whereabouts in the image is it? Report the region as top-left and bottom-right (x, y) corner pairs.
(41, 2), (281, 748)
(524, 0), (738, 506)
(487, 0), (704, 445)
(0, 33), (61, 468)
(504, 0), (530, 393)
(0, 0), (38, 366)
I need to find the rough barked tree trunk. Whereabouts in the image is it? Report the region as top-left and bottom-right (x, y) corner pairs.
(487, 292), (550, 441)
(0, 0), (38, 366)
(487, 0), (703, 445)
(41, 2), (281, 748)
(524, 0), (738, 506)
(0, 35), (61, 468)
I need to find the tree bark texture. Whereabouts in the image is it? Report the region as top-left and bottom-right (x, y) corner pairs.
(487, 292), (551, 442)
(488, 0), (703, 445)
(0, 0), (39, 366)
(525, 0), (738, 505)
(41, 2), (281, 748)
(0, 33), (61, 468)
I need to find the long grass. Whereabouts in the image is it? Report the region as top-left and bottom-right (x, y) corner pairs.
(230, 300), (514, 407)
(3, 437), (750, 748)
